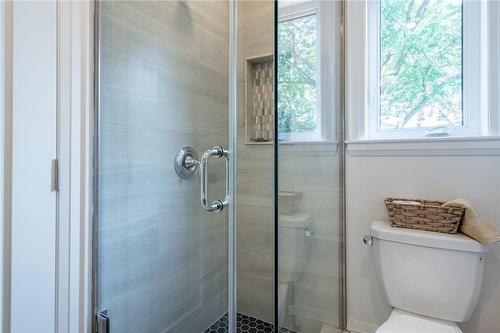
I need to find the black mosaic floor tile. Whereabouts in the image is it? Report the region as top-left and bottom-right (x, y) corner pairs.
(204, 313), (296, 333)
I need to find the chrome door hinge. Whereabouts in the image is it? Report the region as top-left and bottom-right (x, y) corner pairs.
(95, 310), (109, 333)
(51, 159), (59, 192)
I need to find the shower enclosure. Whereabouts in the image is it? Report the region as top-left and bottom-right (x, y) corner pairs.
(94, 1), (344, 332)
(95, 1), (237, 331)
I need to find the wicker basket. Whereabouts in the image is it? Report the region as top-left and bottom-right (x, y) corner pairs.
(385, 198), (465, 234)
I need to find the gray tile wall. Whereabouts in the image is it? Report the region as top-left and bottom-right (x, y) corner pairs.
(98, 2), (229, 332)
(236, 0), (275, 323)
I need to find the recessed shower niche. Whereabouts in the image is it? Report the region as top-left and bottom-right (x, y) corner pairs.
(245, 54), (274, 144)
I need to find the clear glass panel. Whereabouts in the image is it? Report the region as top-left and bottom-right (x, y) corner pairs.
(277, 0), (344, 332)
(97, 1), (231, 332)
(235, 0), (276, 330)
(278, 14), (319, 141)
(380, 0), (463, 129)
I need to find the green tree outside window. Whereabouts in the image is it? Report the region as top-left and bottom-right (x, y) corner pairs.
(380, 0), (463, 129)
(278, 15), (318, 136)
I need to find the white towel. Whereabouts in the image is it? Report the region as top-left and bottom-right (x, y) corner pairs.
(392, 200), (421, 205)
(443, 199), (500, 244)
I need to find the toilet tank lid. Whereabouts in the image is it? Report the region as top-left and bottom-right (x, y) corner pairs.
(279, 213), (312, 228)
(371, 221), (489, 253)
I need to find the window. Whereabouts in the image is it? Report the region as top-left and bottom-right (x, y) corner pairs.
(278, 1), (341, 143)
(278, 13), (320, 142)
(351, 0), (500, 140)
(379, 0), (463, 130)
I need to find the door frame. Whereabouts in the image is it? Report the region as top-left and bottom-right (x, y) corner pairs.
(56, 2), (94, 332)
(228, 1), (238, 332)
(55, 1), (95, 332)
(0, 1), (94, 332)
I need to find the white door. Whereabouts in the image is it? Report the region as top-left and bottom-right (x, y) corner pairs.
(9, 2), (58, 332)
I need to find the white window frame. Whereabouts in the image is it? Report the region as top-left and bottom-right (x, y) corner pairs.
(347, 0), (500, 141)
(278, 1), (335, 143)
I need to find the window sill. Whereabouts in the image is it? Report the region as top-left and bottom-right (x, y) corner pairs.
(244, 140), (335, 145)
(279, 140), (339, 157)
(278, 139), (336, 145)
(346, 136), (500, 156)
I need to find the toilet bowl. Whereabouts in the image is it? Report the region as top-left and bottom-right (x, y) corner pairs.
(377, 309), (461, 333)
(277, 282), (289, 322)
(277, 213), (313, 326)
(278, 213), (313, 282)
(319, 323), (337, 333)
(370, 221), (488, 333)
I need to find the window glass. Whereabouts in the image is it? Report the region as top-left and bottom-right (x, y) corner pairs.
(278, 14), (318, 140)
(380, 0), (463, 130)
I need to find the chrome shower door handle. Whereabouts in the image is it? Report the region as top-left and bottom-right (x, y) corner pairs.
(200, 146), (229, 212)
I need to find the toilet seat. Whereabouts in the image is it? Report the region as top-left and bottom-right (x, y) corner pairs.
(376, 309), (463, 333)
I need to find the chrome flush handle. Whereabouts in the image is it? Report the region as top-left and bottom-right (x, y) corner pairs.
(363, 235), (374, 246)
(200, 146), (229, 212)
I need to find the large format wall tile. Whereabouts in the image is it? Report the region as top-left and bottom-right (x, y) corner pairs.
(98, 2), (229, 332)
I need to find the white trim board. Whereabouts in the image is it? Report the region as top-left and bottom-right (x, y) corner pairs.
(346, 137), (500, 156)
(56, 2), (94, 332)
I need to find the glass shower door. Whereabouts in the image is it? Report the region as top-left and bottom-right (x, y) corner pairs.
(276, 0), (345, 332)
(95, 1), (235, 332)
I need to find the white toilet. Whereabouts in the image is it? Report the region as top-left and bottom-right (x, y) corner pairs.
(278, 213), (313, 320)
(279, 213), (313, 282)
(370, 220), (488, 333)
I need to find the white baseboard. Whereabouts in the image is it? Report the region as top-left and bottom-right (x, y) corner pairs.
(347, 318), (378, 333)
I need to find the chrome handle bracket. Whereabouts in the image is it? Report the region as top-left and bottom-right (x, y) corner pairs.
(200, 146), (229, 212)
(174, 146), (200, 179)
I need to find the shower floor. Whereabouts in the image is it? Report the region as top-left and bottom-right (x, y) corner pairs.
(204, 313), (296, 333)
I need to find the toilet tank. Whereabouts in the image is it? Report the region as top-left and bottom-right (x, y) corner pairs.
(371, 221), (488, 322)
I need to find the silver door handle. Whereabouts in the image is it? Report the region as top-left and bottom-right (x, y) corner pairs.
(200, 146), (229, 212)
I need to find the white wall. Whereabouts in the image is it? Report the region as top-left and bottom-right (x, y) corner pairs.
(346, 152), (500, 333)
